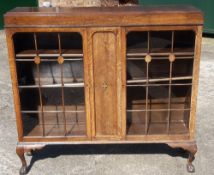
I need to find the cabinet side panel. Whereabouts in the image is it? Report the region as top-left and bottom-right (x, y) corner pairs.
(5, 30), (24, 141)
(189, 26), (203, 139)
(92, 31), (118, 136)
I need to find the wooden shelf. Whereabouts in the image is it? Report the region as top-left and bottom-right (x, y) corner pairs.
(126, 47), (194, 57)
(21, 110), (85, 113)
(18, 82), (84, 88)
(16, 58), (83, 62)
(16, 49), (83, 58)
(127, 121), (188, 135)
(127, 55), (194, 60)
(127, 76), (192, 84)
(25, 123), (86, 137)
(127, 83), (192, 87)
(127, 108), (191, 112)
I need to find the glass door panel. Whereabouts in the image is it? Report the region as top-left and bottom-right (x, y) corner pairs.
(13, 32), (86, 138)
(126, 29), (195, 136)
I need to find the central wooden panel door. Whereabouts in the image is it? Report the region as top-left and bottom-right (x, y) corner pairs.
(88, 28), (122, 140)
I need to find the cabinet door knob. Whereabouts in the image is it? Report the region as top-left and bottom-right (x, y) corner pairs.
(102, 82), (108, 90)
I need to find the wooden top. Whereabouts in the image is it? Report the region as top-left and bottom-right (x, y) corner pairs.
(4, 5), (203, 28)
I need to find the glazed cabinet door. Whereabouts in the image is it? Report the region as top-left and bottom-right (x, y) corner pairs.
(6, 28), (92, 141)
(123, 26), (199, 139)
(89, 28), (123, 140)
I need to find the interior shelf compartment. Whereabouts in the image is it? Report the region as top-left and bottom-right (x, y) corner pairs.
(127, 84), (191, 111)
(149, 59), (170, 79)
(14, 31), (84, 88)
(13, 32), (83, 57)
(39, 110), (86, 125)
(150, 31), (172, 53)
(127, 86), (147, 111)
(63, 87), (85, 111)
(126, 55), (193, 83)
(126, 31), (148, 56)
(147, 85), (169, 110)
(19, 86), (85, 112)
(21, 87), (86, 137)
(172, 59), (193, 78)
(126, 110), (189, 135)
(126, 60), (193, 84)
(170, 85), (192, 109)
(173, 30), (195, 52)
(19, 88), (40, 111)
(126, 83), (191, 135)
(126, 60), (147, 81)
(126, 59), (171, 82)
(25, 123), (86, 137)
(38, 61), (83, 85)
(126, 30), (195, 56)
(22, 112), (86, 137)
(40, 87), (85, 111)
(16, 58), (84, 87)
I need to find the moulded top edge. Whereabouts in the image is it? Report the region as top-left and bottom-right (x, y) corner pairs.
(4, 5), (203, 16)
(4, 5), (204, 28)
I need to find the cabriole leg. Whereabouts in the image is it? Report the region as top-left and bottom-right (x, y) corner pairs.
(16, 146), (27, 175)
(167, 141), (197, 173)
(186, 145), (197, 173)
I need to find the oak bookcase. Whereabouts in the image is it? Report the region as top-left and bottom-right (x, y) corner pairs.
(4, 5), (203, 174)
